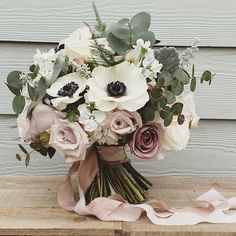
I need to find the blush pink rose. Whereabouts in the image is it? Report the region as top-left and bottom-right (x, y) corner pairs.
(29, 103), (65, 140)
(49, 120), (90, 163)
(108, 110), (142, 135)
(129, 123), (162, 159)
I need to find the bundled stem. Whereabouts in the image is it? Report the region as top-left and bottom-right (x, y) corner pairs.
(85, 157), (152, 205)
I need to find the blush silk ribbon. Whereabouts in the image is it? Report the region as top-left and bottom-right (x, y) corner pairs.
(57, 148), (236, 225)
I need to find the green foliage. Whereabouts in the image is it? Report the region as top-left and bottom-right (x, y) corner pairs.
(30, 64), (40, 80)
(171, 79), (184, 95)
(107, 12), (156, 54)
(90, 39), (122, 66)
(170, 102), (183, 115)
(201, 70), (214, 85)
(92, 2), (107, 37)
(154, 47), (180, 73)
(66, 110), (79, 122)
(6, 71), (23, 96)
(12, 95), (25, 114)
(27, 77), (47, 101)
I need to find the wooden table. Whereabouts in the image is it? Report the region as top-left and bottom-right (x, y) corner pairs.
(1, 176), (236, 236)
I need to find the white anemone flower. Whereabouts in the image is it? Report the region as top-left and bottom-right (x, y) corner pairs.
(46, 73), (86, 110)
(86, 61), (149, 112)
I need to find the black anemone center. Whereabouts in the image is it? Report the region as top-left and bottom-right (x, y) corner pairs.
(57, 81), (79, 97)
(107, 81), (126, 97)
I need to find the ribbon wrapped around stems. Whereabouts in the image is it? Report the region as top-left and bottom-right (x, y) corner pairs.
(57, 146), (236, 225)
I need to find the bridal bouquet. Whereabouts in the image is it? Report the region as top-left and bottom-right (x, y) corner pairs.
(7, 4), (229, 225)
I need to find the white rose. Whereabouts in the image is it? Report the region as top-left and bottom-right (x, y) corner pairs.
(65, 26), (113, 62)
(65, 26), (92, 61)
(176, 92), (200, 128)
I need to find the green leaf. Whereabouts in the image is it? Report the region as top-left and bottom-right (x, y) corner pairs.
(30, 64), (40, 80)
(155, 77), (165, 88)
(25, 154), (30, 167)
(50, 60), (63, 84)
(130, 12), (151, 33)
(174, 68), (190, 85)
(158, 94), (167, 108)
(107, 32), (131, 54)
(109, 19), (130, 39)
(29, 64), (36, 72)
(159, 71), (173, 86)
(133, 31), (155, 46)
(150, 88), (162, 98)
(164, 113), (173, 127)
(27, 83), (37, 101)
(160, 106), (171, 119)
(26, 101), (38, 119)
(18, 144), (28, 154)
(192, 64), (195, 78)
(16, 154), (21, 161)
(5, 83), (21, 96)
(201, 70), (212, 82)
(7, 71), (22, 89)
(36, 77), (47, 100)
(171, 79), (184, 95)
(143, 106), (155, 122)
(12, 95), (25, 115)
(170, 102), (183, 115)
(47, 147), (56, 159)
(190, 76), (196, 92)
(164, 90), (176, 104)
(178, 114), (185, 125)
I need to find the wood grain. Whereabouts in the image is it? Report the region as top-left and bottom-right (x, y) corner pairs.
(0, 0), (236, 47)
(0, 116), (235, 176)
(1, 43), (236, 119)
(1, 176), (236, 235)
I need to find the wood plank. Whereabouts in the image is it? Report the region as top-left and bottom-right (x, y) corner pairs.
(1, 176), (236, 235)
(1, 42), (236, 119)
(0, 0), (236, 47)
(0, 116), (236, 177)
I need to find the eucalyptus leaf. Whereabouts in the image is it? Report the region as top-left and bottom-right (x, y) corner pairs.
(201, 70), (212, 81)
(164, 90), (176, 104)
(12, 95), (25, 115)
(143, 106), (155, 122)
(18, 144), (28, 155)
(36, 77), (47, 99)
(174, 68), (190, 85)
(130, 12), (151, 33)
(132, 31), (155, 46)
(190, 76), (196, 92)
(5, 83), (21, 96)
(27, 83), (37, 101)
(155, 77), (165, 88)
(25, 154), (30, 167)
(109, 19), (130, 39)
(50, 60), (63, 84)
(158, 94), (167, 108)
(178, 114), (185, 125)
(159, 71), (173, 86)
(16, 154), (21, 161)
(30, 64), (40, 80)
(170, 102), (183, 115)
(107, 32), (131, 54)
(171, 79), (184, 95)
(164, 113), (173, 127)
(26, 101), (38, 119)
(160, 106), (171, 119)
(7, 71), (22, 89)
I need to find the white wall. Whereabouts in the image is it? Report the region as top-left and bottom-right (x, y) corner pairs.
(0, 0), (236, 176)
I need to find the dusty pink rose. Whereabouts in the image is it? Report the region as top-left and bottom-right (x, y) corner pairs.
(129, 123), (162, 159)
(29, 103), (65, 139)
(108, 110), (142, 135)
(49, 120), (89, 163)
